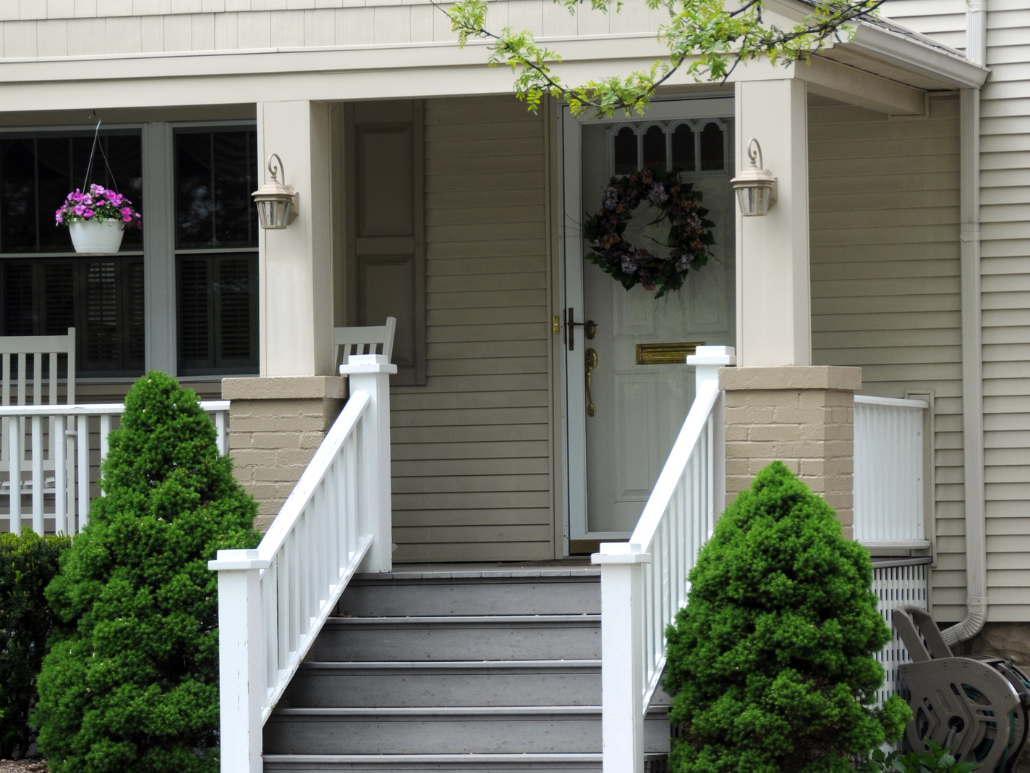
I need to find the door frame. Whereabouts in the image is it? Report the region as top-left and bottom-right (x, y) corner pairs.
(558, 94), (735, 549)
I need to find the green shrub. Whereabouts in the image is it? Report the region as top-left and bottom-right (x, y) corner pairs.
(33, 372), (260, 773)
(1, 530), (71, 759)
(874, 742), (977, 773)
(663, 461), (911, 773)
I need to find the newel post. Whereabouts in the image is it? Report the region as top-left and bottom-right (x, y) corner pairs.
(208, 549), (269, 773)
(593, 547), (651, 773)
(688, 345), (735, 517)
(339, 354), (397, 573)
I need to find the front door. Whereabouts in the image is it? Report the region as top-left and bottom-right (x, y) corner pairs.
(563, 99), (736, 546)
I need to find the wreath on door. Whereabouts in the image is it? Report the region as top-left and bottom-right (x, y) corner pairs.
(584, 164), (715, 299)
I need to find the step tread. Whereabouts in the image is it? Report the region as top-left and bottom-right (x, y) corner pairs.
(272, 705), (669, 717)
(327, 615), (600, 625)
(265, 755), (604, 763)
(299, 660), (601, 670)
(353, 568), (599, 581)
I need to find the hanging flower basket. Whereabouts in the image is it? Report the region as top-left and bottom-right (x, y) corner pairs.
(56, 184), (141, 255)
(584, 164), (715, 299)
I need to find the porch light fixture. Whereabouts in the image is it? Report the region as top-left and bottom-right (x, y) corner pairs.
(731, 138), (777, 217)
(252, 153), (298, 230)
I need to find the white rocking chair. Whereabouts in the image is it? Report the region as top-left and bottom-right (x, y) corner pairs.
(0, 328), (78, 534)
(334, 317), (396, 369)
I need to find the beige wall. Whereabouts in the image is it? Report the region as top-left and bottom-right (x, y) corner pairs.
(389, 95), (556, 563)
(809, 95), (966, 622)
(0, 0), (661, 57)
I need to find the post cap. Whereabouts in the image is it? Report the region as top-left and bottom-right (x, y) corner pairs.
(687, 345), (736, 367)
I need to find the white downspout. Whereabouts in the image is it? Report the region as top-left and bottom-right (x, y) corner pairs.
(943, 0), (988, 646)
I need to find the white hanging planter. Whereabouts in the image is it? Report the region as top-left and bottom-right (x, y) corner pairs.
(68, 219), (125, 255)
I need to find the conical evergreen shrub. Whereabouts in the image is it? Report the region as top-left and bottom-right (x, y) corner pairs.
(664, 461), (910, 773)
(33, 372), (260, 773)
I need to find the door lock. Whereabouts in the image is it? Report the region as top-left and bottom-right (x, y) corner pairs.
(566, 308), (597, 351)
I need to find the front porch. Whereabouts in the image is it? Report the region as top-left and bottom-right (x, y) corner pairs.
(0, 16), (990, 772)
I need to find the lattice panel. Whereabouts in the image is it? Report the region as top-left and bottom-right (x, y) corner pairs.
(871, 561), (929, 705)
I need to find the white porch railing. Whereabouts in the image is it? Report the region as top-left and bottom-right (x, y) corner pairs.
(1, 400), (229, 536)
(209, 354), (395, 773)
(853, 395), (930, 551)
(592, 346), (733, 773)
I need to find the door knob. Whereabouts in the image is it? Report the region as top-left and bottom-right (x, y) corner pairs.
(585, 348), (599, 417)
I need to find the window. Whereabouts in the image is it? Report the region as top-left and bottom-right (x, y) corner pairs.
(174, 128), (259, 376)
(0, 130), (145, 376)
(606, 119), (730, 177)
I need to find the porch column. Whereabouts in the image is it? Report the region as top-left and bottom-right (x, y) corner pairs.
(735, 78), (811, 367)
(223, 101), (343, 529)
(728, 79), (859, 530)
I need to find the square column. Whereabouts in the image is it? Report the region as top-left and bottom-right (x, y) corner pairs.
(257, 100), (335, 377)
(735, 79), (811, 366)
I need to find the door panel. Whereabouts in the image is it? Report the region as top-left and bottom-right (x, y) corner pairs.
(572, 110), (736, 539)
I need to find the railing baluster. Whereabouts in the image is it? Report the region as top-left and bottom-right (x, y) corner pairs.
(9, 418), (21, 536)
(77, 415), (89, 532)
(54, 416), (66, 533)
(31, 415), (43, 534)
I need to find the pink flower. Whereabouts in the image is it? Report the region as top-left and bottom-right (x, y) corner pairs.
(82, 208), (94, 218)
(55, 212), (64, 225)
(70, 191), (84, 203)
(120, 207), (132, 217)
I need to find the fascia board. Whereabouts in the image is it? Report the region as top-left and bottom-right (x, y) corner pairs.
(844, 23), (988, 89)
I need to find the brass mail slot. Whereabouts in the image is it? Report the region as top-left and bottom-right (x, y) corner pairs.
(636, 342), (705, 365)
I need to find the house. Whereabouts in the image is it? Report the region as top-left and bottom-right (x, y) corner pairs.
(0, 0), (1025, 769)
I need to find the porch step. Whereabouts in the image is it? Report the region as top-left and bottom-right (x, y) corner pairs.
(337, 569), (601, 617)
(287, 660), (603, 707)
(264, 705), (671, 754)
(309, 615), (601, 661)
(265, 567), (671, 768)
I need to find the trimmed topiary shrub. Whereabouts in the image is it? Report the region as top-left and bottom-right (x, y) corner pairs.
(664, 461), (910, 773)
(0, 530), (71, 760)
(33, 372), (260, 773)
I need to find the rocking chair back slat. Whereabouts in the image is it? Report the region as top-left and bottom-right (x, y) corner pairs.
(333, 317), (397, 367)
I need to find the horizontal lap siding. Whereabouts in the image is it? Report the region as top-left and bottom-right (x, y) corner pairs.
(0, 0), (660, 56)
(809, 97), (965, 622)
(981, 0), (1030, 621)
(390, 95), (553, 563)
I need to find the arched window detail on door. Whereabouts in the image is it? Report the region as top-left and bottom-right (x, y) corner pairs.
(670, 123), (696, 172)
(642, 124), (667, 170)
(699, 121), (726, 171)
(613, 126), (638, 175)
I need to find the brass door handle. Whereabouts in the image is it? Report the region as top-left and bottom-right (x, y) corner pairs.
(585, 348), (599, 417)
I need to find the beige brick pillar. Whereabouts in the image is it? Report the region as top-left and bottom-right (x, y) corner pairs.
(222, 376), (346, 532)
(720, 366), (862, 538)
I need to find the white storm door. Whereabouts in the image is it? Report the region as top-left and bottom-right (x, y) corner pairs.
(562, 98), (736, 543)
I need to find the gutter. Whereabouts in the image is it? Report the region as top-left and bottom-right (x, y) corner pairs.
(847, 23), (989, 89)
(942, 0), (988, 647)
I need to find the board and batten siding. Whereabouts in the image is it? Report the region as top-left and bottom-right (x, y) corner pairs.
(389, 95), (555, 563)
(883, 0), (1030, 622)
(809, 95), (966, 622)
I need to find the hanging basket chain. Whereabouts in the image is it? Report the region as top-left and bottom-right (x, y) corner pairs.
(81, 117), (120, 195)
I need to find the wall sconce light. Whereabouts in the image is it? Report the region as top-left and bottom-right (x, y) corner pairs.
(731, 138), (777, 217)
(252, 154), (298, 230)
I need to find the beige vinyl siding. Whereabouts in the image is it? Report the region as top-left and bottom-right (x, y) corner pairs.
(809, 96), (966, 622)
(0, 0), (659, 57)
(980, 0), (1030, 622)
(389, 95), (554, 563)
(881, 0), (966, 53)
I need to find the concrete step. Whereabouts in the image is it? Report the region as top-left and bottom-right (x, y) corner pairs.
(339, 570), (600, 617)
(309, 615), (601, 662)
(285, 660), (602, 707)
(263, 706), (671, 755)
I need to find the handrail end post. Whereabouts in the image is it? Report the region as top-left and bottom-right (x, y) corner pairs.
(687, 345), (735, 395)
(598, 559), (647, 773)
(210, 551), (265, 773)
(343, 363), (396, 574)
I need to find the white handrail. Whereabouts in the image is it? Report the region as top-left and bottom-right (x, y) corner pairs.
(2, 400), (230, 536)
(853, 395), (929, 550)
(593, 346), (733, 773)
(210, 354), (395, 773)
